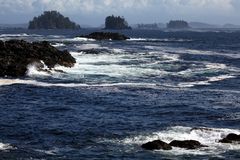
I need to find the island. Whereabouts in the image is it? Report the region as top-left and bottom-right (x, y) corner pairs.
(28, 11), (80, 29)
(0, 40), (76, 77)
(134, 23), (166, 30)
(167, 20), (189, 29)
(105, 15), (131, 30)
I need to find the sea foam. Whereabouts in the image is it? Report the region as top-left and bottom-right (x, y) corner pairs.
(102, 126), (240, 156)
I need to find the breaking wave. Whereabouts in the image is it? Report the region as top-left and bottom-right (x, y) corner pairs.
(0, 142), (13, 151)
(0, 79), (157, 88)
(103, 126), (240, 156)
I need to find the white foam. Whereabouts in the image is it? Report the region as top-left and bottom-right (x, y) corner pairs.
(0, 33), (42, 38)
(128, 38), (192, 42)
(109, 126), (240, 156)
(53, 52), (167, 79)
(111, 48), (125, 53)
(0, 33), (29, 37)
(51, 43), (66, 47)
(0, 78), (157, 88)
(205, 63), (227, 70)
(76, 44), (126, 54)
(128, 38), (148, 41)
(208, 75), (235, 82)
(66, 37), (95, 42)
(177, 75), (235, 88)
(0, 142), (13, 150)
(26, 61), (51, 77)
(76, 44), (102, 50)
(186, 49), (240, 59)
(161, 53), (180, 62)
(35, 149), (58, 155)
(47, 35), (65, 38)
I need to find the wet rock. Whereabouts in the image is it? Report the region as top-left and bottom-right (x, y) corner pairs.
(219, 133), (240, 143)
(80, 32), (130, 40)
(169, 140), (207, 149)
(141, 140), (172, 150)
(0, 40), (76, 77)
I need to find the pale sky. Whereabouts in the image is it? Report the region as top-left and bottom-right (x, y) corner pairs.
(0, 0), (240, 26)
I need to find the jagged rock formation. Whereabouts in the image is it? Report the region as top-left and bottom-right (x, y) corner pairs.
(0, 40), (76, 77)
(28, 11), (80, 29)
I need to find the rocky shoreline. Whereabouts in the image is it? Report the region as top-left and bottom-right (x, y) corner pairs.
(0, 40), (76, 77)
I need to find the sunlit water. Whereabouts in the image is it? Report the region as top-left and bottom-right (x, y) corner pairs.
(0, 29), (240, 159)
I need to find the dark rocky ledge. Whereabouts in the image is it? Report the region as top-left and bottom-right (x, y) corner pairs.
(0, 40), (76, 77)
(219, 133), (240, 143)
(142, 139), (207, 151)
(80, 32), (130, 40)
(141, 140), (172, 150)
(169, 140), (207, 149)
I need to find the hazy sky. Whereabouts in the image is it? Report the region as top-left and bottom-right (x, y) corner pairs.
(0, 0), (240, 26)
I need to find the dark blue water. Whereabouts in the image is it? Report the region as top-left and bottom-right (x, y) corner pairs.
(0, 29), (240, 159)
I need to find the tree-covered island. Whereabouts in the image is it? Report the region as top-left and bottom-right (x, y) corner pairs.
(28, 11), (80, 29)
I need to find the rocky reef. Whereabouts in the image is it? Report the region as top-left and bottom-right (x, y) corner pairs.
(80, 32), (130, 40)
(0, 40), (76, 77)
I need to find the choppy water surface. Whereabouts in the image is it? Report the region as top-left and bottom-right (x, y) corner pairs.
(0, 29), (240, 159)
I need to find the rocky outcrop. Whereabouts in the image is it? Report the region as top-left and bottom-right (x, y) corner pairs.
(219, 133), (240, 143)
(80, 32), (130, 40)
(169, 140), (206, 149)
(0, 40), (76, 77)
(141, 140), (172, 150)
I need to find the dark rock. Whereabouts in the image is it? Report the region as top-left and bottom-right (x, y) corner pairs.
(141, 140), (172, 150)
(169, 140), (207, 149)
(80, 32), (130, 40)
(219, 133), (240, 143)
(0, 40), (76, 77)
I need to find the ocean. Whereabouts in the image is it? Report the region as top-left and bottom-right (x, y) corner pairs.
(0, 29), (240, 159)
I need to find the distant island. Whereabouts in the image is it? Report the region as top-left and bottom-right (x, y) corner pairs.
(28, 11), (80, 29)
(105, 15), (131, 30)
(167, 20), (189, 29)
(133, 23), (166, 30)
